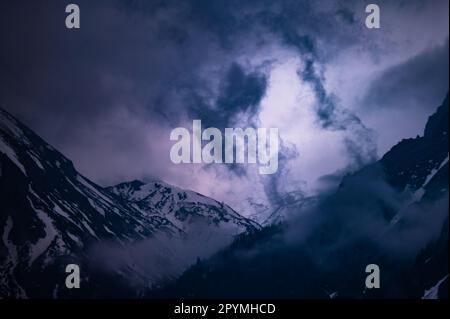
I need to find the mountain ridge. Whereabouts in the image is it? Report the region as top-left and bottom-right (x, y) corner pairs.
(0, 106), (258, 298)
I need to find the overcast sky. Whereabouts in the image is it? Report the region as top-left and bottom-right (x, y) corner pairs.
(0, 0), (448, 218)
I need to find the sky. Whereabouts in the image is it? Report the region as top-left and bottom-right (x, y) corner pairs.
(0, 0), (448, 219)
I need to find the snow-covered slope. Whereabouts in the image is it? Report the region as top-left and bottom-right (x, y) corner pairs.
(107, 180), (260, 233)
(0, 108), (259, 298)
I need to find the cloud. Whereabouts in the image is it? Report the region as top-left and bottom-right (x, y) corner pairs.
(277, 160), (449, 279)
(364, 39), (449, 112)
(88, 219), (239, 288)
(187, 62), (268, 130)
(0, 0), (448, 220)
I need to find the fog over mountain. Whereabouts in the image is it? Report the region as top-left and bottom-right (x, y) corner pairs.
(0, 0), (448, 299)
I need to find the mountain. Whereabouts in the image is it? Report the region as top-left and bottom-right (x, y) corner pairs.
(151, 94), (449, 299)
(259, 191), (317, 226)
(107, 180), (260, 233)
(380, 93), (449, 195)
(1, 92), (448, 299)
(0, 108), (258, 298)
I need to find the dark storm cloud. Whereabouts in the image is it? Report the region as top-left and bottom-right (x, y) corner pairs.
(0, 0), (228, 134)
(0, 0), (372, 162)
(183, 62), (268, 177)
(184, 0), (379, 176)
(364, 39), (449, 112)
(187, 63), (267, 130)
(336, 6), (357, 25)
(0, 0), (245, 183)
(176, 0), (373, 180)
(217, 64), (267, 124)
(0, 0), (447, 214)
